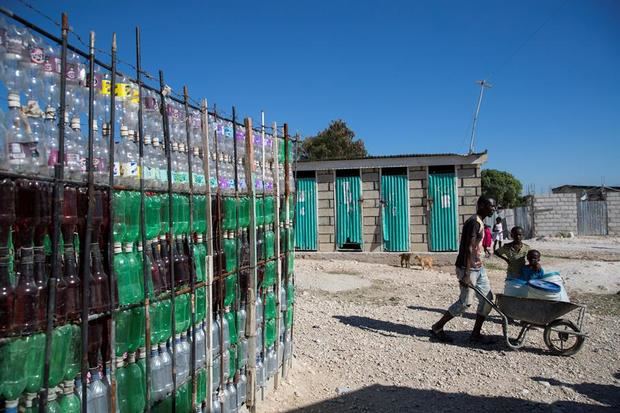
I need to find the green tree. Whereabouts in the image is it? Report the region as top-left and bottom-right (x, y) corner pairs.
(481, 169), (524, 208)
(301, 120), (368, 161)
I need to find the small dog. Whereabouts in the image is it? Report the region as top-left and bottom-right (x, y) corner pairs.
(415, 255), (434, 270)
(400, 253), (412, 268)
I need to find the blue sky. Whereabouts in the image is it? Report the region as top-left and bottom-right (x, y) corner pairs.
(4, 0), (619, 193)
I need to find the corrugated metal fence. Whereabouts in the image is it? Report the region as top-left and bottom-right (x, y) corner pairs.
(577, 200), (608, 235)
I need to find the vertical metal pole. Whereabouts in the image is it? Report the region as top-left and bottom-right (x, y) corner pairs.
(107, 32), (118, 411)
(259, 112), (266, 400)
(282, 123), (292, 378)
(135, 26), (152, 411)
(182, 86), (197, 409)
(272, 121), (282, 387)
(41, 13), (69, 411)
(232, 106), (241, 392)
(78, 31), (97, 413)
(468, 80), (492, 155)
(243, 117), (257, 413)
(158, 70), (177, 410)
(201, 99), (214, 412)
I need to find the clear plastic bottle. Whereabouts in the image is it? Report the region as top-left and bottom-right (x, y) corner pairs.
(121, 131), (139, 189)
(236, 373), (247, 407)
(212, 356), (221, 393)
(93, 120), (109, 185)
(174, 334), (189, 384)
(159, 342), (174, 396)
(64, 117), (85, 182)
(211, 317), (221, 358)
(226, 381), (238, 413)
(194, 322), (206, 370)
(5, 93), (33, 174)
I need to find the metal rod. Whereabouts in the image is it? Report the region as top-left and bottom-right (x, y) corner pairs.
(282, 123), (292, 378)
(232, 106), (241, 391)
(78, 30), (97, 413)
(40, 13), (69, 411)
(135, 26), (152, 411)
(183, 85), (197, 409)
(107, 31), (118, 411)
(468, 80), (492, 154)
(201, 98), (214, 411)
(243, 116), (257, 412)
(272, 119), (282, 388)
(159, 70), (178, 409)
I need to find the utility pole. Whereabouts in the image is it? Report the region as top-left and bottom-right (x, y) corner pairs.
(468, 80), (492, 154)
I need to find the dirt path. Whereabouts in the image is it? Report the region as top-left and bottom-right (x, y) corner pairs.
(260, 258), (620, 412)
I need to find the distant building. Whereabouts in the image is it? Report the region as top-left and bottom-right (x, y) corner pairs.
(551, 185), (620, 201)
(293, 152), (487, 253)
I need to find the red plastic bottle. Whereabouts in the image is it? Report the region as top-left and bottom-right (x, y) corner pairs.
(89, 244), (110, 314)
(62, 245), (81, 321)
(12, 247), (40, 334)
(159, 238), (172, 291)
(62, 186), (78, 245)
(152, 241), (168, 293)
(33, 246), (48, 330)
(15, 179), (40, 250)
(145, 243), (162, 295)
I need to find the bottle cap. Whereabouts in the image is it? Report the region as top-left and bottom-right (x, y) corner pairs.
(123, 242), (134, 252)
(113, 242), (123, 253)
(45, 106), (56, 119)
(175, 333), (181, 340)
(144, 135), (152, 145)
(138, 347), (147, 359)
(127, 352), (136, 363)
(102, 122), (110, 136)
(7, 93), (20, 108)
(152, 137), (160, 147)
(196, 234), (203, 243)
(116, 356), (125, 367)
(137, 243), (143, 252)
(63, 380), (75, 394)
(193, 147), (200, 156)
(151, 344), (159, 352)
(70, 117), (81, 130)
(120, 125), (129, 137)
(47, 390), (57, 402)
(128, 129), (135, 139)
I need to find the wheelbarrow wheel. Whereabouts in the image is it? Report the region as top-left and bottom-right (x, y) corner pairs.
(543, 319), (585, 356)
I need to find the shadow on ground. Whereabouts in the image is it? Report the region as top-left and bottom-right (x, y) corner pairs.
(287, 384), (614, 413)
(532, 376), (620, 408)
(333, 314), (550, 356)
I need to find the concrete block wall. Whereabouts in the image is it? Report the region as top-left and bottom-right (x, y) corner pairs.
(533, 193), (578, 236)
(607, 192), (620, 236)
(457, 165), (482, 227)
(316, 171), (335, 251)
(408, 166), (428, 251)
(362, 169), (382, 251)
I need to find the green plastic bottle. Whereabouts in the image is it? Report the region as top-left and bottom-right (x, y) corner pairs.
(160, 194), (170, 236)
(129, 306), (145, 354)
(127, 352), (146, 413)
(63, 324), (81, 381)
(114, 243), (132, 306)
(264, 196), (274, 224)
(149, 301), (160, 345)
(265, 318), (276, 348)
(153, 396), (172, 413)
(195, 287), (206, 322)
(174, 381), (190, 413)
(125, 191), (141, 245)
(58, 381), (80, 413)
(228, 346), (237, 379)
(262, 261), (276, 288)
(115, 357), (130, 413)
(45, 389), (61, 413)
(223, 232), (237, 273)
(112, 191), (127, 246)
(115, 308), (132, 357)
(287, 282), (295, 306)
(196, 368), (207, 406)
(264, 291), (276, 321)
(124, 244), (142, 305)
(24, 333), (45, 393)
(223, 274), (237, 308)
(146, 194), (161, 241)
(193, 240), (206, 283)
(225, 310), (237, 346)
(48, 325), (70, 389)
(238, 196), (250, 228)
(174, 293), (190, 333)
(255, 197), (264, 226)
(160, 299), (172, 343)
(285, 304), (294, 329)
(0, 337), (27, 401)
(265, 229), (275, 259)
(181, 195), (190, 236)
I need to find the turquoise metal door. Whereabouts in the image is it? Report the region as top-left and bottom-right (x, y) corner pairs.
(428, 172), (458, 251)
(335, 175), (363, 248)
(381, 174), (409, 251)
(295, 177), (317, 250)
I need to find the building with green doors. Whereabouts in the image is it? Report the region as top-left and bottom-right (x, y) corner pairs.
(294, 152), (487, 252)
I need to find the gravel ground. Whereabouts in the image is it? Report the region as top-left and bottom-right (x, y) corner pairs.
(260, 257), (620, 413)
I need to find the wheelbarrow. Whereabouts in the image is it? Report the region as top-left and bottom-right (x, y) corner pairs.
(470, 285), (587, 356)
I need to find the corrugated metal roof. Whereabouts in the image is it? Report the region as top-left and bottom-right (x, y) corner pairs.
(298, 151), (487, 163)
(296, 151), (487, 171)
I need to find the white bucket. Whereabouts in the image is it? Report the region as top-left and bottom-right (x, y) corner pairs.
(539, 274), (570, 302)
(527, 279), (563, 301)
(503, 279), (528, 298)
